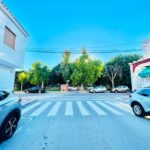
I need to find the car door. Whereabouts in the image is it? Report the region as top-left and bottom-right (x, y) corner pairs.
(139, 89), (150, 108)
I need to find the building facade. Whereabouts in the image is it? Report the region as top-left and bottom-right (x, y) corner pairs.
(0, 1), (28, 90)
(130, 40), (150, 91)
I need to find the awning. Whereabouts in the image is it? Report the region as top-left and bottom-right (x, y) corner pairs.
(139, 67), (150, 78)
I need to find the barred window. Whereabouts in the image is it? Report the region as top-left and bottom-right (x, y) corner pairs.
(4, 26), (16, 49)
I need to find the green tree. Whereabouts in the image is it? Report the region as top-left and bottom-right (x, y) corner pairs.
(105, 54), (141, 88)
(60, 51), (72, 83)
(71, 49), (103, 90)
(27, 62), (50, 87)
(49, 64), (64, 86)
(18, 72), (27, 91)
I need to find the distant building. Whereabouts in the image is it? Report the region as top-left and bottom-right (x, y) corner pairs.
(0, 1), (28, 90)
(130, 40), (150, 91)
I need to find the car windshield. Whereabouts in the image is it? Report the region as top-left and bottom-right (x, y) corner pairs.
(0, 91), (9, 101)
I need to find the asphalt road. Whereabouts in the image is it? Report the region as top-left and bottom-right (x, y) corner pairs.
(0, 93), (150, 150)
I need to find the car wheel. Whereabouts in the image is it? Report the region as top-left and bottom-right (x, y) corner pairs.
(126, 90), (130, 93)
(115, 90), (118, 93)
(132, 103), (145, 117)
(0, 114), (19, 141)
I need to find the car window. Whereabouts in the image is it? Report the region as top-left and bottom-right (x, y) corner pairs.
(138, 89), (150, 97)
(0, 91), (9, 101)
(143, 89), (150, 97)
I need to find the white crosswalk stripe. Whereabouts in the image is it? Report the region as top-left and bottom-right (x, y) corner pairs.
(96, 101), (123, 115)
(22, 102), (42, 115)
(22, 100), (133, 117)
(48, 102), (62, 116)
(105, 101), (133, 114)
(87, 101), (107, 115)
(77, 101), (90, 116)
(30, 102), (52, 116)
(65, 102), (73, 116)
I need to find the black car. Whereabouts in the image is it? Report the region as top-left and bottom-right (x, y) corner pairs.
(25, 87), (45, 93)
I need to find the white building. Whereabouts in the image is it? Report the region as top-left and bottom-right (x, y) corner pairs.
(0, 1), (28, 90)
(130, 40), (150, 91)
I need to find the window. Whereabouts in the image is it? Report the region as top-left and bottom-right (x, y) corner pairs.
(4, 26), (16, 49)
(138, 89), (150, 97)
(0, 91), (9, 101)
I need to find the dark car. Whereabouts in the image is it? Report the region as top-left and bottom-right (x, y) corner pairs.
(25, 87), (45, 93)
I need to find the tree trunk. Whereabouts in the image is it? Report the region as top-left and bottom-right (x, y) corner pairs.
(80, 83), (84, 91)
(111, 79), (114, 89)
(41, 81), (44, 88)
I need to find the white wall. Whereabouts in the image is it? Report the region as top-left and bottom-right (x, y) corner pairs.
(0, 5), (27, 68)
(0, 65), (15, 90)
(0, 3), (28, 90)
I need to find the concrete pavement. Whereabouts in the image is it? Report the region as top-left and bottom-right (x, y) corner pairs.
(0, 93), (150, 150)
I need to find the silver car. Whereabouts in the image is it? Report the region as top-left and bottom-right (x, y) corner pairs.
(0, 90), (21, 141)
(89, 86), (107, 93)
(129, 88), (150, 117)
(112, 86), (129, 93)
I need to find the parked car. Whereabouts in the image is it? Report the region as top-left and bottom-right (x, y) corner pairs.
(89, 86), (107, 93)
(129, 88), (150, 117)
(25, 87), (45, 93)
(86, 86), (94, 90)
(0, 90), (21, 141)
(68, 87), (78, 91)
(112, 86), (129, 93)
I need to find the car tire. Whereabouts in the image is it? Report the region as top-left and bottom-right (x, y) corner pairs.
(115, 90), (118, 93)
(132, 103), (145, 117)
(0, 114), (19, 141)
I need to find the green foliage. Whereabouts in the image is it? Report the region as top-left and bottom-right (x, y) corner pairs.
(18, 72), (27, 83)
(105, 54), (141, 88)
(27, 62), (50, 87)
(49, 64), (64, 85)
(18, 72), (27, 91)
(71, 49), (103, 87)
(59, 51), (72, 83)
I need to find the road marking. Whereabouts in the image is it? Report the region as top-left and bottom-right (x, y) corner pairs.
(22, 102), (42, 115)
(30, 102), (52, 116)
(105, 101), (133, 114)
(65, 102), (73, 116)
(96, 101), (123, 115)
(48, 102), (62, 116)
(87, 101), (107, 115)
(116, 102), (134, 114)
(77, 101), (90, 116)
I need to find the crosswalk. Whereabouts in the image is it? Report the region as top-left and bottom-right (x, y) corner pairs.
(22, 100), (133, 117)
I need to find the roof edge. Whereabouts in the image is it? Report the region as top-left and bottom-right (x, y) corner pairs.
(0, 1), (29, 37)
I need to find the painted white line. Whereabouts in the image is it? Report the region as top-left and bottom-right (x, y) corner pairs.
(65, 102), (73, 116)
(15, 127), (22, 135)
(116, 102), (134, 114)
(77, 101), (90, 116)
(22, 102), (42, 115)
(30, 102), (52, 116)
(87, 101), (107, 115)
(96, 101), (123, 115)
(106, 101), (133, 114)
(48, 102), (62, 116)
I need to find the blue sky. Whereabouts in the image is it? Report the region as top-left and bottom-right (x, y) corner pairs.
(3, 0), (150, 70)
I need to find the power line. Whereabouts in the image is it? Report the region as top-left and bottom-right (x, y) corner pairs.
(26, 48), (142, 54)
